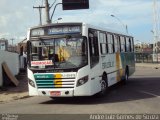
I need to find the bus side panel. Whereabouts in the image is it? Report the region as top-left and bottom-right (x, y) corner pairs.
(74, 65), (102, 96)
(89, 64), (102, 95)
(74, 82), (91, 96)
(74, 66), (92, 96)
(101, 53), (124, 86)
(128, 53), (135, 76)
(120, 52), (135, 76)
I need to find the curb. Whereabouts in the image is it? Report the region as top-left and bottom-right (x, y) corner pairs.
(136, 63), (160, 69)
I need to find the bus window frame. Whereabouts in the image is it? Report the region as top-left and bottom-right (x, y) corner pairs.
(120, 36), (126, 52)
(88, 28), (99, 68)
(107, 32), (114, 54)
(100, 32), (108, 55)
(114, 34), (120, 53)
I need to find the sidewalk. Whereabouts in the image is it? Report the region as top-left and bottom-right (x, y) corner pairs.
(136, 63), (160, 68)
(0, 73), (29, 103)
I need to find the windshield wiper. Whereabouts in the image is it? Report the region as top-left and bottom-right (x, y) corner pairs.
(58, 61), (78, 68)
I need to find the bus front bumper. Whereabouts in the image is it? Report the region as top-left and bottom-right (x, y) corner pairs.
(30, 89), (74, 97)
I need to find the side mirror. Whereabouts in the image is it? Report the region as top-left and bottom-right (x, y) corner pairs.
(26, 41), (30, 63)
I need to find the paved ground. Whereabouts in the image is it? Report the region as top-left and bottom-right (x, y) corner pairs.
(0, 64), (159, 120)
(136, 63), (160, 69)
(0, 74), (28, 103)
(0, 63), (159, 103)
(0, 64), (160, 115)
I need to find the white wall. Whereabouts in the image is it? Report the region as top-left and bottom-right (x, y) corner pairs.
(0, 51), (19, 86)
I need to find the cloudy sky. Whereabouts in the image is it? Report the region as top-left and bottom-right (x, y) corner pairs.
(0, 0), (160, 44)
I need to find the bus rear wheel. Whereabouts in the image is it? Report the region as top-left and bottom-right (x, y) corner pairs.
(122, 68), (129, 84)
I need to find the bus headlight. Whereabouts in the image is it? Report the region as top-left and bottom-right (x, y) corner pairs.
(76, 75), (88, 87)
(28, 78), (36, 88)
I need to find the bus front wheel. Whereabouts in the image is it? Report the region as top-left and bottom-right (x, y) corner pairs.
(96, 75), (108, 97)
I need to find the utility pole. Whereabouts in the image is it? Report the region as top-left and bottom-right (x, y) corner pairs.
(10, 38), (14, 46)
(44, 0), (51, 24)
(10, 38), (14, 52)
(33, 0), (51, 25)
(33, 6), (45, 25)
(153, 0), (160, 62)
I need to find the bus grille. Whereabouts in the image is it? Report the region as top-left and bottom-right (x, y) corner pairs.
(34, 74), (75, 89)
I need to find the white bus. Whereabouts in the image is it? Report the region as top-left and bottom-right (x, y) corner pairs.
(27, 23), (135, 97)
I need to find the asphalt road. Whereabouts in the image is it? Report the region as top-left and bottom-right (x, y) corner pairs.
(0, 67), (160, 115)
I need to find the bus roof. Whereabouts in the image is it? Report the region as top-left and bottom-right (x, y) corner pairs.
(29, 22), (133, 38)
(82, 23), (133, 37)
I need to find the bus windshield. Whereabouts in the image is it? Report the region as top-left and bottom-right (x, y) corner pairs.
(29, 37), (88, 69)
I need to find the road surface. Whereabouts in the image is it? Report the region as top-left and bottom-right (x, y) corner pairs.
(0, 67), (160, 115)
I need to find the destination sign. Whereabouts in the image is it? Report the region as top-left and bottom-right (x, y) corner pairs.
(31, 28), (44, 36)
(30, 25), (81, 36)
(48, 26), (81, 35)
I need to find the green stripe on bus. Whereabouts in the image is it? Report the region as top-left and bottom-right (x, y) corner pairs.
(34, 74), (54, 79)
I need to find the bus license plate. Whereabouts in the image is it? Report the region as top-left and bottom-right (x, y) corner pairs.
(50, 91), (61, 96)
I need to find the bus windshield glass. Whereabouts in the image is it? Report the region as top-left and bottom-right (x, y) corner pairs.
(29, 37), (88, 69)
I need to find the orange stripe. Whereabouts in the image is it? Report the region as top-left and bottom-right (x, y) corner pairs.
(54, 74), (62, 87)
(116, 53), (121, 81)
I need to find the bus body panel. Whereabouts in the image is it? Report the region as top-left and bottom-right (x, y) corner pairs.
(28, 68), (38, 96)
(120, 52), (135, 76)
(28, 65), (102, 97)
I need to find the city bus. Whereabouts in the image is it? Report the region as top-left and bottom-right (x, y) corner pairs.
(27, 22), (135, 97)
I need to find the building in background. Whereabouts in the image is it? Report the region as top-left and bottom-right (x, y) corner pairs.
(135, 42), (153, 53)
(0, 38), (8, 51)
(17, 38), (27, 69)
(17, 38), (27, 55)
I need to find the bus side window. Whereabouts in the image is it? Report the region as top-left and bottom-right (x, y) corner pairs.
(126, 37), (130, 52)
(89, 29), (99, 68)
(120, 36), (126, 52)
(129, 38), (132, 52)
(107, 33), (114, 54)
(130, 37), (134, 52)
(100, 32), (107, 54)
(112, 34), (115, 53)
(114, 35), (120, 52)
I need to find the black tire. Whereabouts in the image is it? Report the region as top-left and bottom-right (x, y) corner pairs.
(96, 75), (108, 97)
(122, 69), (129, 85)
(125, 71), (129, 81)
